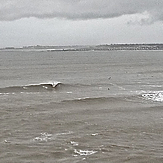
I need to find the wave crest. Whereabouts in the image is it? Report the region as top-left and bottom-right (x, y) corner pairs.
(0, 82), (62, 94)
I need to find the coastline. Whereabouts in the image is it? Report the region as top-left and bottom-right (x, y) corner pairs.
(1, 43), (163, 52)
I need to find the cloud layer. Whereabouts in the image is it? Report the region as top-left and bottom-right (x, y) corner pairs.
(1, 0), (163, 22)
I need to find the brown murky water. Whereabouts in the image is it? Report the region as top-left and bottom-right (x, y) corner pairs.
(0, 50), (163, 162)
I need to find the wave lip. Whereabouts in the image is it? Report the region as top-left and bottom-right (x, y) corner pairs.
(0, 81), (62, 94)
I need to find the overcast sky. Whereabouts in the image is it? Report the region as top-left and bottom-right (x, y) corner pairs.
(0, 0), (163, 47)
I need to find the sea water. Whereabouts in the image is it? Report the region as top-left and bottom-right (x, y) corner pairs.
(0, 50), (163, 162)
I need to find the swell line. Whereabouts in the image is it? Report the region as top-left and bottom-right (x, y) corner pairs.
(0, 82), (62, 94)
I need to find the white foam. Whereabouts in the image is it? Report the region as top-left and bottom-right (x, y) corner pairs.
(4, 140), (10, 143)
(70, 141), (79, 146)
(33, 132), (52, 142)
(91, 133), (98, 136)
(77, 97), (90, 100)
(56, 131), (73, 136)
(142, 91), (163, 102)
(42, 86), (48, 89)
(149, 85), (162, 88)
(74, 149), (97, 156)
(67, 92), (72, 94)
(0, 93), (11, 96)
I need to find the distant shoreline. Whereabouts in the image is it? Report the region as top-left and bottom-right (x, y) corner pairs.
(1, 44), (163, 51)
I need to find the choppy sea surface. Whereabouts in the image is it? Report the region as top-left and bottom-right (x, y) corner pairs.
(0, 50), (163, 163)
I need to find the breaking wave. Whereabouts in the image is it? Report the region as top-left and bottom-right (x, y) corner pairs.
(0, 82), (108, 95)
(0, 82), (62, 94)
(142, 91), (163, 102)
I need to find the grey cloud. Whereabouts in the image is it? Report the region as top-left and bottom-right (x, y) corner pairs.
(0, 0), (163, 22)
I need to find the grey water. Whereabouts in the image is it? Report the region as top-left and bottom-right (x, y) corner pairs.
(0, 50), (163, 163)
